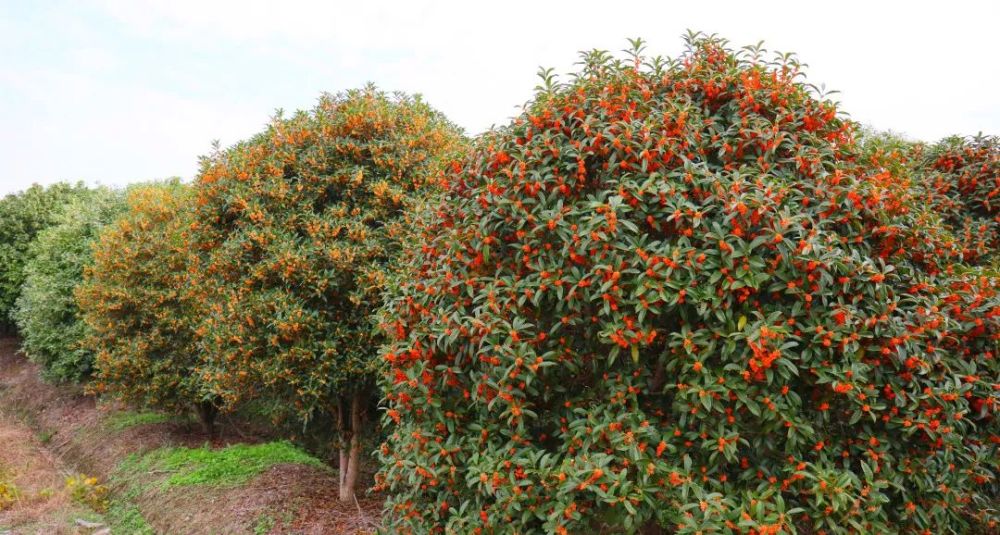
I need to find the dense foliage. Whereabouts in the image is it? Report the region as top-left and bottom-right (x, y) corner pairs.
(857, 131), (999, 275)
(12, 188), (126, 382)
(918, 134), (999, 268)
(0, 32), (995, 535)
(75, 182), (217, 430)
(190, 86), (464, 499)
(376, 35), (999, 534)
(0, 182), (91, 332)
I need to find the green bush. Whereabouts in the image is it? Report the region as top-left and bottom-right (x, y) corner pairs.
(12, 188), (126, 382)
(190, 85), (464, 501)
(0, 182), (91, 332)
(376, 35), (999, 534)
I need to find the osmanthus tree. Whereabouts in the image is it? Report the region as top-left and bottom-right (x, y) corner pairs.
(376, 34), (999, 534)
(0, 182), (91, 333)
(917, 134), (999, 267)
(13, 188), (126, 382)
(857, 132), (998, 275)
(75, 181), (219, 433)
(190, 86), (464, 502)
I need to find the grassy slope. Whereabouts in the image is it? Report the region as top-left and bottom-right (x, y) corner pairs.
(0, 337), (380, 534)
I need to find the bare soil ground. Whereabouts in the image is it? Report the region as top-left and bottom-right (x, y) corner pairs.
(0, 408), (97, 534)
(0, 338), (382, 534)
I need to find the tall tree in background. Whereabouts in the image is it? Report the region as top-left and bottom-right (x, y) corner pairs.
(13, 187), (126, 382)
(0, 182), (91, 333)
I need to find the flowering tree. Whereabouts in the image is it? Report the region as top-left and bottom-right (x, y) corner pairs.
(918, 134), (999, 267)
(377, 35), (999, 534)
(857, 131), (999, 274)
(191, 86), (463, 501)
(76, 181), (218, 432)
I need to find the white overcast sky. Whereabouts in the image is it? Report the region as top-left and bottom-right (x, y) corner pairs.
(2, 0), (998, 196)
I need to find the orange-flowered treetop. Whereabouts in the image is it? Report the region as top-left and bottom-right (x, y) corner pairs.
(189, 85), (464, 423)
(76, 181), (209, 421)
(376, 34), (999, 534)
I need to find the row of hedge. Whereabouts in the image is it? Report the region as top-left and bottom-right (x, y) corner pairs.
(1, 34), (996, 533)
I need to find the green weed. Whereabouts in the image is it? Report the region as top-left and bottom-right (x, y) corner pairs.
(0, 477), (19, 510)
(103, 410), (173, 432)
(65, 473), (110, 512)
(37, 429), (54, 444)
(105, 500), (154, 535)
(253, 513), (276, 535)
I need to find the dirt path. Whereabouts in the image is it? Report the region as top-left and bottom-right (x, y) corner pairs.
(0, 337), (382, 534)
(0, 413), (104, 534)
(0, 366), (103, 533)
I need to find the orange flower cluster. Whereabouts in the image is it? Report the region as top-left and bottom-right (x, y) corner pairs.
(377, 35), (999, 534)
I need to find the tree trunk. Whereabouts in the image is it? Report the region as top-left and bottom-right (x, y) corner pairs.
(338, 390), (365, 503)
(195, 400), (218, 437)
(336, 396), (348, 492)
(339, 447), (348, 491)
(639, 520), (668, 535)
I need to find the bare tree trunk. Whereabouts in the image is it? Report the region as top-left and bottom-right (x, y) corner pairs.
(195, 400), (218, 438)
(339, 390), (364, 503)
(339, 448), (348, 491)
(335, 396), (348, 492)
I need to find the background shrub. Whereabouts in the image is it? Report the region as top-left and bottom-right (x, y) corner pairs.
(12, 188), (126, 382)
(191, 86), (464, 501)
(377, 35), (999, 534)
(75, 181), (217, 431)
(0, 182), (91, 333)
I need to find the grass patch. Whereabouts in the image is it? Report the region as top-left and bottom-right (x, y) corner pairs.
(37, 428), (54, 444)
(103, 410), (174, 432)
(105, 441), (325, 532)
(105, 500), (154, 535)
(122, 441), (325, 488)
(253, 513), (276, 535)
